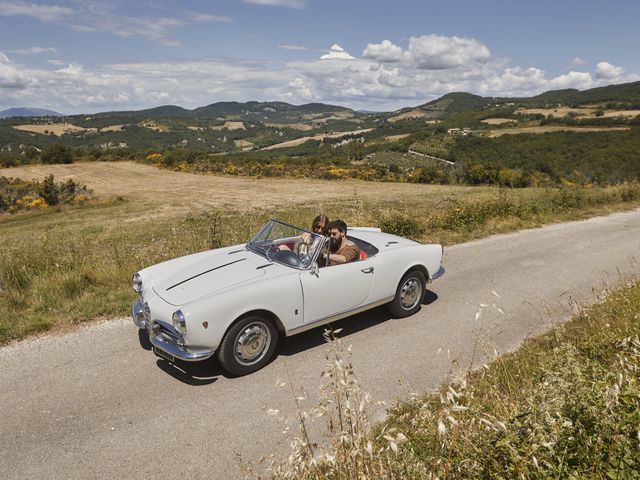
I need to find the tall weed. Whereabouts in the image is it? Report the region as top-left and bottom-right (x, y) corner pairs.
(265, 281), (640, 479)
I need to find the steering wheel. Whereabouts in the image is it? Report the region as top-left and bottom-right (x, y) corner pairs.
(271, 249), (303, 268)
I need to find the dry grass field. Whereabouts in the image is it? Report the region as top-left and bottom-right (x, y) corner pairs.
(233, 139), (254, 148)
(264, 123), (314, 131)
(2, 161), (640, 344)
(593, 109), (640, 118)
(388, 109), (427, 123)
(0, 161), (496, 217)
(260, 128), (373, 150)
(302, 111), (356, 123)
(516, 107), (640, 119)
(99, 124), (126, 132)
(385, 134), (412, 141)
(138, 120), (168, 132)
(516, 107), (597, 117)
(488, 125), (631, 137)
(481, 118), (516, 125)
(210, 121), (245, 131)
(13, 123), (97, 136)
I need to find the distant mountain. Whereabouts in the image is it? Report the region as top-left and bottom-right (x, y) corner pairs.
(389, 81), (640, 121)
(0, 107), (63, 118)
(418, 92), (494, 113)
(102, 105), (191, 118)
(2, 81), (638, 155)
(526, 81), (640, 106)
(92, 101), (352, 121)
(191, 101), (350, 118)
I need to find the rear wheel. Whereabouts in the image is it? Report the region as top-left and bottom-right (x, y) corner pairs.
(387, 270), (426, 318)
(218, 315), (279, 376)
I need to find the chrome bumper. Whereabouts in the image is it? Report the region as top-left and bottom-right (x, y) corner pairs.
(429, 265), (445, 282)
(132, 300), (146, 328)
(131, 300), (215, 362)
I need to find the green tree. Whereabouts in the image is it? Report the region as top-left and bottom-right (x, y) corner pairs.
(41, 143), (74, 164)
(37, 175), (59, 205)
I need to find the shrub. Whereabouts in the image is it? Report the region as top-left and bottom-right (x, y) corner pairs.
(378, 213), (424, 238)
(37, 175), (59, 206)
(41, 143), (74, 164)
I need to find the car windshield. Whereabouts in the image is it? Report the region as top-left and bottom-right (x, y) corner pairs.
(247, 219), (324, 269)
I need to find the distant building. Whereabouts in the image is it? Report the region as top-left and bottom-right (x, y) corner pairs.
(447, 128), (472, 136)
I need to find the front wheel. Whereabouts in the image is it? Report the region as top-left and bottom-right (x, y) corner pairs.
(387, 270), (426, 318)
(218, 315), (279, 376)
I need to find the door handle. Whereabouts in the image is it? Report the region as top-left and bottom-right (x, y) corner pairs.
(361, 266), (374, 274)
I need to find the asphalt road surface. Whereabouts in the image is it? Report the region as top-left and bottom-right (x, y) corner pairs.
(2, 209), (640, 480)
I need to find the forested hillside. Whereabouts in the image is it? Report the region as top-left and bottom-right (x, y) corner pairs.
(1, 81), (639, 186)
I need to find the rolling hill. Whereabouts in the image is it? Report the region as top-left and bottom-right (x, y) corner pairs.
(1, 81), (639, 169)
(0, 107), (63, 118)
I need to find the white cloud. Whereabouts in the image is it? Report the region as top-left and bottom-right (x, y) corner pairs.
(243, 0), (307, 8)
(56, 63), (84, 76)
(0, 51), (31, 89)
(571, 57), (587, 66)
(407, 34), (491, 69)
(0, 0), (71, 22)
(288, 77), (313, 99)
(549, 71), (594, 90)
(595, 61), (624, 79)
(13, 46), (58, 55)
(0, 2), (195, 47)
(1, 34), (638, 113)
(68, 14), (186, 47)
(363, 40), (404, 63)
(278, 44), (308, 51)
(188, 12), (232, 23)
(320, 44), (355, 60)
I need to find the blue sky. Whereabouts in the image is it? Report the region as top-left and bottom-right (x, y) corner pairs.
(1, 0), (639, 114)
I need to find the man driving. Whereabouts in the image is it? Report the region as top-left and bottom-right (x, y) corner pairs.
(321, 219), (360, 266)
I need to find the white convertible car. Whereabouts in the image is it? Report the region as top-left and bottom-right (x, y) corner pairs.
(132, 219), (444, 376)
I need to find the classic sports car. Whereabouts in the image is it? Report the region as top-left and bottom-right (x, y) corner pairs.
(132, 219), (444, 376)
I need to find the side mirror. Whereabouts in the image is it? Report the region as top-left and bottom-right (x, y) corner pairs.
(309, 262), (319, 276)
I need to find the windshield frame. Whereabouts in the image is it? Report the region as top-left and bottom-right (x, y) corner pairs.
(246, 219), (325, 270)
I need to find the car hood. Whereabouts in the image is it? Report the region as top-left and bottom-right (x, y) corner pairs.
(152, 249), (268, 306)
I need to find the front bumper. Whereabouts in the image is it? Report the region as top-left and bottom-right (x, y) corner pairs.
(131, 300), (215, 362)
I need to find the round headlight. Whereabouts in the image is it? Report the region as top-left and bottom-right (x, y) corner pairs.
(172, 310), (187, 335)
(132, 273), (142, 294)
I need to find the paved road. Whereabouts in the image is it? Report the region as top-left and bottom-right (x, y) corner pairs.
(2, 209), (639, 480)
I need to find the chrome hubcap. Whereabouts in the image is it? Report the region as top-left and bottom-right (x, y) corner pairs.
(400, 278), (421, 310)
(234, 322), (271, 365)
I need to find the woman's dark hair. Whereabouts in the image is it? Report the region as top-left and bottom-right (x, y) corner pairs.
(312, 214), (330, 236)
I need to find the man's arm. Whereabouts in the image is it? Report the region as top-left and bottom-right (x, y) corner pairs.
(323, 244), (359, 265)
(324, 252), (347, 265)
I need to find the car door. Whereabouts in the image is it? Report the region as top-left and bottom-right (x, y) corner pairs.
(299, 258), (375, 323)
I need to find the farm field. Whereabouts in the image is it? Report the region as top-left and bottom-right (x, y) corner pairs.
(264, 122), (314, 131)
(259, 128), (373, 150)
(388, 109), (428, 122)
(2, 161), (640, 345)
(210, 121), (245, 131)
(516, 107), (640, 119)
(13, 123), (97, 136)
(488, 125), (631, 137)
(0, 161), (485, 216)
(481, 117), (516, 125)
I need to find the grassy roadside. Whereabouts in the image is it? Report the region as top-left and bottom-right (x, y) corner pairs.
(1, 179), (640, 344)
(266, 279), (640, 479)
